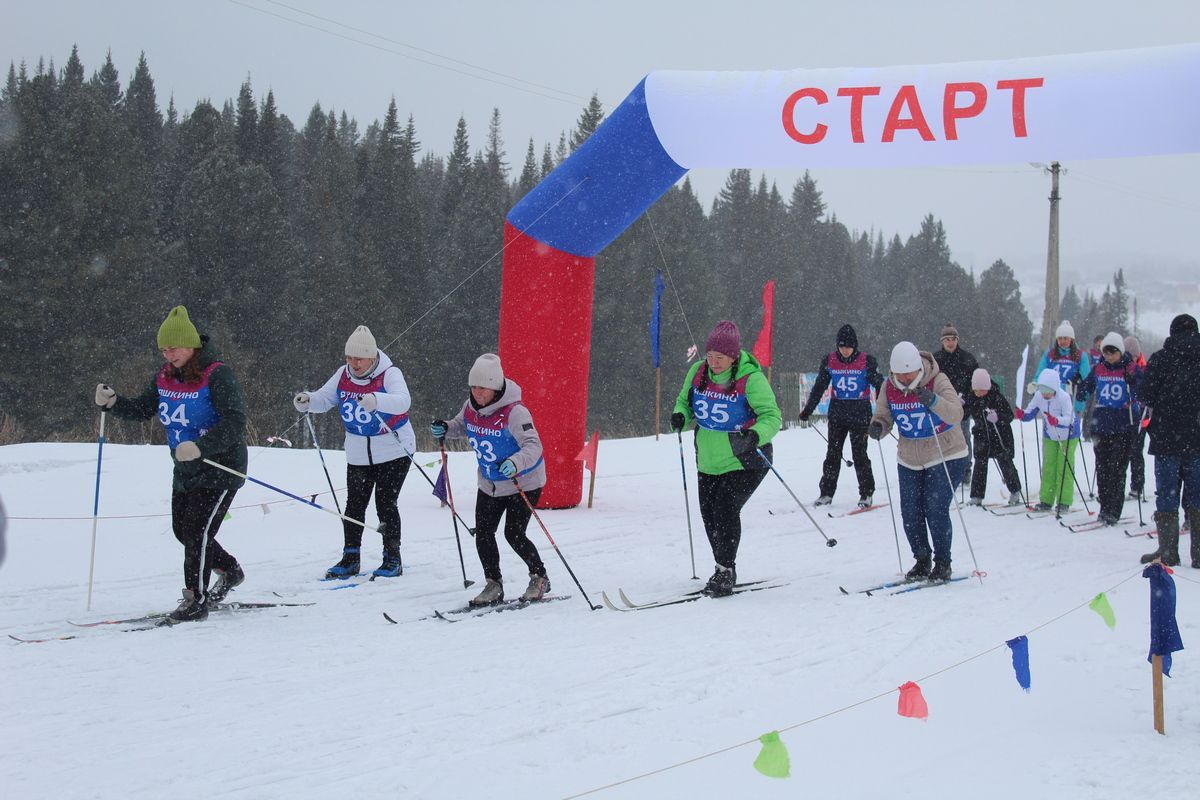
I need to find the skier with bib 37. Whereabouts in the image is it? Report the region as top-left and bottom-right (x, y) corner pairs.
(430, 354), (550, 607)
(293, 325), (413, 580)
(95, 306), (247, 621)
(671, 320), (782, 597)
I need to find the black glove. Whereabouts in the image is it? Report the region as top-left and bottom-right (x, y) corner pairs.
(868, 420), (885, 440)
(798, 409), (811, 422)
(670, 412), (686, 433)
(729, 429), (759, 456)
(915, 386), (936, 407)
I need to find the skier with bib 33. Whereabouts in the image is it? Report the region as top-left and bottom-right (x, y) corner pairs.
(294, 325), (413, 580)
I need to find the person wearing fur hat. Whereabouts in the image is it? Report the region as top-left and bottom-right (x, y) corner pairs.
(95, 306), (248, 622)
(963, 368), (1025, 506)
(869, 341), (968, 582)
(1138, 313), (1200, 568)
(1076, 333), (1140, 525)
(671, 320), (782, 597)
(1123, 335), (1149, 500)
(797, 323), (883, 508)
(933, 324), (980, 484)
(430, 354), (550, 606)
(1014, 367), (1081, 513)
(294, 325), (413, 580)
(1036, 320), (1092, 403)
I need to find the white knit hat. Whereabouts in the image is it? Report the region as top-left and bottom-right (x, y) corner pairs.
(889, 341), (922, 374)
(345, 325), (377, 359)
(971, 368), (991, 391)
(1036, 368), (1061, 392)
(1055, 320), (1075, 340)
(468, 353), (505, 391)
(1100, 331), (1124, 352)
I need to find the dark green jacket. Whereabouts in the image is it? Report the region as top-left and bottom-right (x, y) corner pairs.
(110, 335), (248, 492)
(673, 351), (782, 475)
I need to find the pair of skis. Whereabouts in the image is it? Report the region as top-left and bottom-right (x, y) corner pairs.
(9, 600), (313, 643)
(600, 579), (784, 612)
(839, 576), (969, 597)
(381, 595), (571, 625)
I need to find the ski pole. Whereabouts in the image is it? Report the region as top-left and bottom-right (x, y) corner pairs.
(676, 429), (698, 579)
(196, 489), (229, 599)
(86, 410), (107, 611)
(1131, 408), (1150, 527)
(201, 459), (381, 532)
(929, 422), (984, 584)
(1078, 438), (1095, 498)
(1017, 418), (1031, 508)
(304, 413), (342, 514)
(511, 475), (600, 611)
(1055, 435), (1072, 519)
(756, 448), (837, 547)
(811, 421), (853, 467)
(992, 419), (1027, 505)
(875, 437), (905, 575)
(1062, 439), (1093, 516)
(438, 438), (474, 588)
(373, 413), (474, 534)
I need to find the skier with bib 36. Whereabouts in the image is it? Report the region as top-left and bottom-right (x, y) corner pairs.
(430, 354), (550, 607)
(95, 306), (247, 621)
(294, 326), (413, 580)
(671, 321), (782, 597)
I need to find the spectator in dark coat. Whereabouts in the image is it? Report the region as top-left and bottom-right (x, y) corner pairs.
(933, 324), (980, 483)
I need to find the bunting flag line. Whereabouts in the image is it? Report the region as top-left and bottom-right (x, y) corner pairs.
(649, 270), (665, 369)
(1006, 635), (1031, 692)
(752, 731), (790, 779)
(1089, 592), (1117, 630)
(750, 279), (776, 367)
(1144, 563), (1184, 677)
(897, 681), (928, 720)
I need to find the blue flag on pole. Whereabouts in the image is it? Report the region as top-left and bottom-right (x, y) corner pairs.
(1006, 635), (1031, 692)
(1143, 563), (1184, 676)
(649, 270), (665, 368)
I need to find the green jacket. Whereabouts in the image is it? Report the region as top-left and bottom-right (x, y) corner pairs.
(673, 351), (781, 475)
(110, 335), (248, 492)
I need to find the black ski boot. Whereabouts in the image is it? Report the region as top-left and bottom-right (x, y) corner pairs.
(929, 560), (952, 582)
(169, 589), (209, 622)
(1141, 512), (1180, 566)
(702, 564), (736, 597)
(208, 563), (245, 604)
(325, 547), (360, 580)
(905, 557), (932, 581)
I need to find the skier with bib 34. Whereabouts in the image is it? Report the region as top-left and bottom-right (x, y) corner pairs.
(294, 325), (413, 580)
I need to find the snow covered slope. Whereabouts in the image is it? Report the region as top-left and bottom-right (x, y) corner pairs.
(2, 428), (1195, 799)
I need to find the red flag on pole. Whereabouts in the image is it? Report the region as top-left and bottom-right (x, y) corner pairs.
(751, 280), (776, 366)
(575, 431), (600, 472)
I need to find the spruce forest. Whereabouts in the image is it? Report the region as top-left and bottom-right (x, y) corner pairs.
(4, 48), (1060, 448)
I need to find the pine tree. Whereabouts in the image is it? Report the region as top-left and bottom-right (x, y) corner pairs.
(569, 92), (604, 152)
(258, 88), (283, 185)
(516, 138), (538, 200)
(540, 141), (554, 178)
(235, 78), (258, 162)
(90, 50), (121, 109)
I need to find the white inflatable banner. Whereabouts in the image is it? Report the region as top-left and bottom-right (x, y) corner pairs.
(644, 45), (1200, 169)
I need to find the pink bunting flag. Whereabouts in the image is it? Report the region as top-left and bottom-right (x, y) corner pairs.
(897, 681), (929, 720)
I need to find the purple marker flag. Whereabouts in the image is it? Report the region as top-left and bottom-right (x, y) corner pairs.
(1143, 563), (1184, 676)
(432, 464), (448, 505)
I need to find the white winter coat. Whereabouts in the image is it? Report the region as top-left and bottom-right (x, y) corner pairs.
(1021, 387), (1078, 442)
(306, 352), (416, 466)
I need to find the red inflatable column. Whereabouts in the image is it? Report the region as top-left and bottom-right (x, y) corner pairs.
(498, 221), (594, 508)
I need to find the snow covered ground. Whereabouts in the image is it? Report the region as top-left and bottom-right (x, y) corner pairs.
(2, 427), (1196, 799)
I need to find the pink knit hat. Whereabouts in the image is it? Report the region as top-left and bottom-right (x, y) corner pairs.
(971, 368), (991, 391)
(705, 320), (741, 359)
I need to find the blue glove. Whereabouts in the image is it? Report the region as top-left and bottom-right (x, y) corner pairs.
(915, 387), (936, 407)
(498, 459), (517, 478)
(430, 419), (448, 439)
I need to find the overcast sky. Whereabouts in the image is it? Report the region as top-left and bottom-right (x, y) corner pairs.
(7, 0), (1200, 328)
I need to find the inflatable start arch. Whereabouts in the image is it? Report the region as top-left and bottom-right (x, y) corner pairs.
(499, 44), (1200, 507)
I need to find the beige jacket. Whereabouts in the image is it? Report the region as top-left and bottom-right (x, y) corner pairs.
(872, 352), (969, 470)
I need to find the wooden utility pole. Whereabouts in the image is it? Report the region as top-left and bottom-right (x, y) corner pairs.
(1039, 162), (1062, 345)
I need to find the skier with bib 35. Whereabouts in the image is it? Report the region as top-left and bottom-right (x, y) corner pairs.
(430, 354), (550, 607)
(294, 326), (413, 580)
(95, 306), (248, 621)
(671, 320), (782, 597)
(869, 342), (968, 583)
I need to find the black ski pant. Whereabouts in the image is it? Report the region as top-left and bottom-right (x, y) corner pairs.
(474, 488), (545, 582)
(819, 419), (874, 498)
(698, 467), (769, 569)
(172, 487), (238, 595)
(969, 440), (1023, 499)
(1129, 433), (1146, 494)
(1094, 431), (1134, 519)
(343, 457), (410, 552)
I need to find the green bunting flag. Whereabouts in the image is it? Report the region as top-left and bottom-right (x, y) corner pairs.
(1089, 592), (1116, 630)
(753, 731), (790, 779)
(224, 512), (233, 521)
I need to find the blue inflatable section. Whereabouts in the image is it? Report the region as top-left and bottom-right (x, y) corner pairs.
(506, 78), (687, 258)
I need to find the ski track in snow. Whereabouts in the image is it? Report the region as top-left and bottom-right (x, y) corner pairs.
(1, 432), (1196, 799)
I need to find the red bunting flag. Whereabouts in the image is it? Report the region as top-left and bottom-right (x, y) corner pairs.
(575, 431), (600, 473)
(897, 681), (929, 720)
(751, 280), (776, 367)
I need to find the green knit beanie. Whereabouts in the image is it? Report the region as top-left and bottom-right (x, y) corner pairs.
(157, 306), (202, 349)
